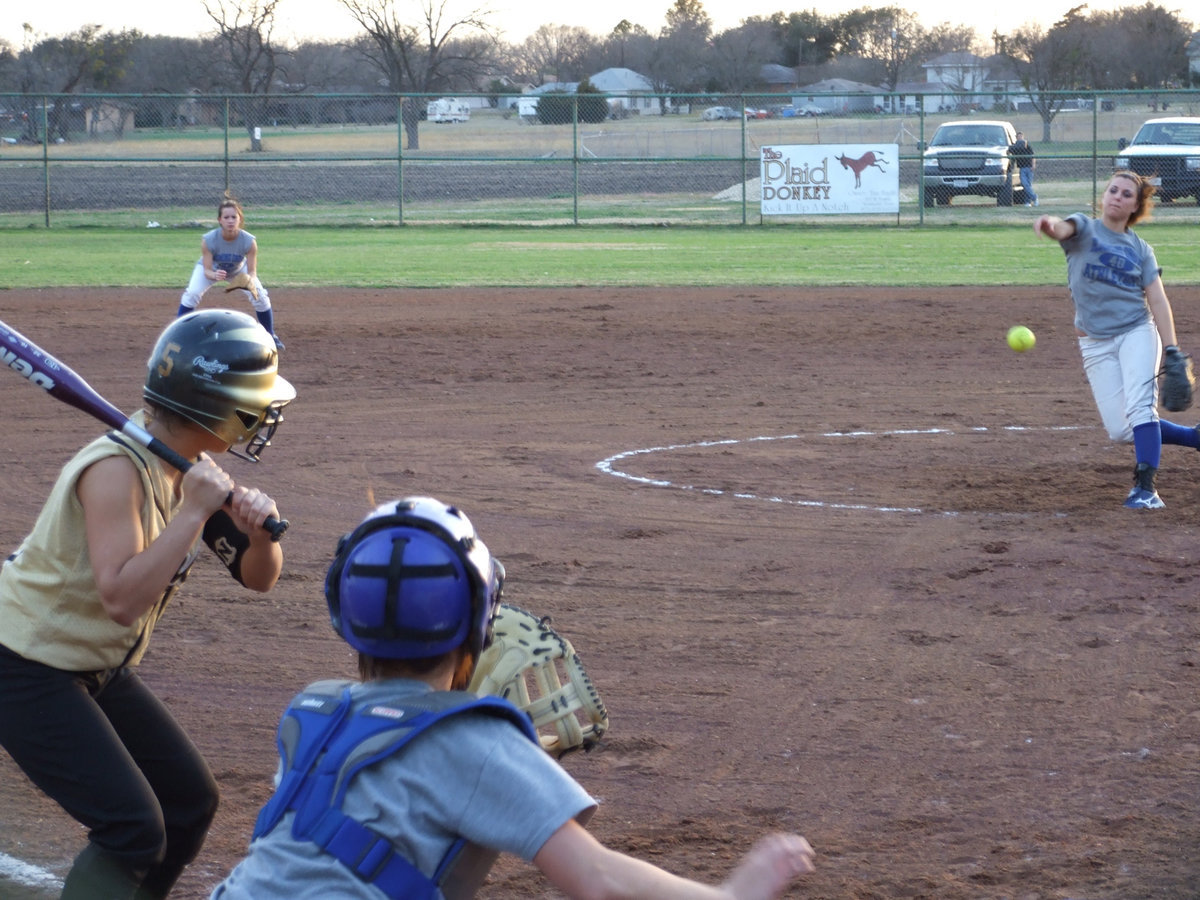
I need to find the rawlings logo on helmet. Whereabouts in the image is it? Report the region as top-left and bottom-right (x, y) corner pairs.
(191, 355), (231, 377)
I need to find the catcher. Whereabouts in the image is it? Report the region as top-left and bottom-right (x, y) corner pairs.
(176, 193), (284, 351)
(210, 496), (814, 900)
(1035, 170), (1197, 510)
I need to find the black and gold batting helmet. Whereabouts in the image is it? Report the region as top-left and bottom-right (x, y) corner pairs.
(144, 309), (295, 460)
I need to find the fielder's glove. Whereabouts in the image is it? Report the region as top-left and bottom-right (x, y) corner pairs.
(224, 271), (260, 300)
(468, 603), (609, 757)
(1161, 345), (1195, 412)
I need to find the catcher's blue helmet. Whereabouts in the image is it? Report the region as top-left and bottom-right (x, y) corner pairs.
(324, 497), (503, 660)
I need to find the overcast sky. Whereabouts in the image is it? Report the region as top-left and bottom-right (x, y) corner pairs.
(3, 0), (1146, 53)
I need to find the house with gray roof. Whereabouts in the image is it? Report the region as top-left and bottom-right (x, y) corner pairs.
(589, 67), (665, 115)
(760, 64), (799, 93)
(519, 68), (667, 117)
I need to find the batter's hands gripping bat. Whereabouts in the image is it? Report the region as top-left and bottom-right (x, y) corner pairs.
(0, 319), (288, 541)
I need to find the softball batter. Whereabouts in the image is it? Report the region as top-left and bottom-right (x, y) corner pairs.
(0, 310), (294, 899)
(177, 194), (284, 350)
(1035, 170), (1198, 509)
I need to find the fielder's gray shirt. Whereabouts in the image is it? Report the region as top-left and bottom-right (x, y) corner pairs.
(199, 228), (255, 277)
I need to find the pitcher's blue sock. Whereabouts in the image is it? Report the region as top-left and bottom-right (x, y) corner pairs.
(1160, 419), (1200, 449)
(1133, 421), (1162, 468)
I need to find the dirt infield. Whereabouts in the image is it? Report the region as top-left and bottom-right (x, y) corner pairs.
(1, 285), (1199, 899)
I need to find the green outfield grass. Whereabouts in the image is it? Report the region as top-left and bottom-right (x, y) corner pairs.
(1, 223), (1197, 289)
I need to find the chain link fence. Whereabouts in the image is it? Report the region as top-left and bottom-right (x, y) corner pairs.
(1, 89), (1198, 228)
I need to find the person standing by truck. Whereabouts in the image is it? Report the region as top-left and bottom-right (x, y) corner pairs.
(1008, 132), (1038, 206)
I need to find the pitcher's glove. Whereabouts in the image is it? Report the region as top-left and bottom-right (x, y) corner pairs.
(1161, 345), (1195, 412)
(469, 603), (609, 757)
(224, 271), (259, 300)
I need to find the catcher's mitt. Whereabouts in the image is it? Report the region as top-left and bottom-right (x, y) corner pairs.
(1161, 345), (1195, 413)
(468, 603), (608, 757)
(224, 270), (259, 300)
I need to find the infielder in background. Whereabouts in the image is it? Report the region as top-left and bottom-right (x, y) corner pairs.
(1035, 170), (1197, 509)
(0, 310), (295, 899)
(211, 496), (815, 900)
(177, 193), (285, 350)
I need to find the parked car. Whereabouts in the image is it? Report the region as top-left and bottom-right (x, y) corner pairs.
(921, 119), (1024, 207)
(1113, 116), (1200, 204)
(743, 107), (769, 119)
(794, 103), (825, 117)
(701, 106), (740, 121)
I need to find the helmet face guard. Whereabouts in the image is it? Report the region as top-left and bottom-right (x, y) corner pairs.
(144, 310), (295, 460)
(230, 402), (287, 463)
(325, 497), (503, 661)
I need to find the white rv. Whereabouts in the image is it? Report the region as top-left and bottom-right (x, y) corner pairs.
(517, 97), (539, 121)
(426, 98), (471, 123)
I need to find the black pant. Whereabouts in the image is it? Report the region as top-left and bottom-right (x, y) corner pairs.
(0, 643), (219, 899)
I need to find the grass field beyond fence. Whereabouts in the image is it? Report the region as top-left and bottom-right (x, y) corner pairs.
(1, 224), (1198, 289)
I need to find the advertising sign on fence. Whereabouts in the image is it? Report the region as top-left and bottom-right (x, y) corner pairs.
(761, 143), (900, 215)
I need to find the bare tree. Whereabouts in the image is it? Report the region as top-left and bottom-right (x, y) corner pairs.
(204, 0), (286, 150)
(603, 19), (654, 72)
(1078, 10), (1133, 90)
(999, 6), (1090, 142)
(339, 0), (500, 149)
(646, 0), (713, 95)
(7, 25), (139, 141)
(778, 10), (840, 68)
(122, 36), (213, 93)
(1118, 3), (1192, 91)
(517, 24), (597, 85)
(835, 7), (923, 90)
(708, 19), (784, 93)
(920, 22), (980, 59)
(0, 39), (16, 89)
(285, 40), (373, 92)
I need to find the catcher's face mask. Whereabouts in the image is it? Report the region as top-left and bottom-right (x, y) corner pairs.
(483, 559), (505, 649)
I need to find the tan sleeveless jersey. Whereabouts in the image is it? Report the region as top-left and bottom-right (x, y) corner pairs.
(0, 415), (198, 671)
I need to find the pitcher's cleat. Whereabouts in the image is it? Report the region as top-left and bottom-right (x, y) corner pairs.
(1124, 462), (1164, 509)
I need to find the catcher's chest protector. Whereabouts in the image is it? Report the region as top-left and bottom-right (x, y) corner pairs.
(252, 681), (538, 900)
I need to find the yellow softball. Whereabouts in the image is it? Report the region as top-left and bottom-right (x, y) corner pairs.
(1007, 325), (1036, 353)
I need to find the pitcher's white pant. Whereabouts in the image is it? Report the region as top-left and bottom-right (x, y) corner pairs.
(179, 263), (271, 313)
(1078, 319), (1161, 443)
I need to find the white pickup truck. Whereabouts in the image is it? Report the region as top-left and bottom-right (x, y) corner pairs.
(1114, 117), (1200, 205)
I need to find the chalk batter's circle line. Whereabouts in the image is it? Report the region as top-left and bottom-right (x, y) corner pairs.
(594, 426), (1093, 516)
